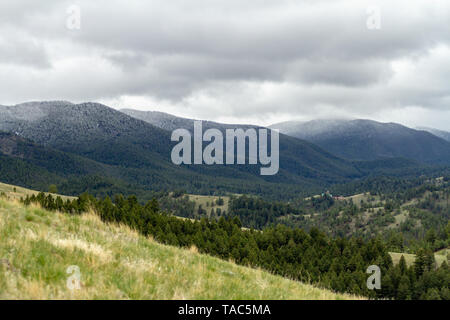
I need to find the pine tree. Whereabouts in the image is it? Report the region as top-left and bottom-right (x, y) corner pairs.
(421, 288), (442, 300)
(414, 249), (426, 277)
(48, 184), (58, 194)
(398, 255), (407, 275)
(397, 275), (411, 300)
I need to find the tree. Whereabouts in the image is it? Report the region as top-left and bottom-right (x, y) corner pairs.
(425, 229), (437, 245)
(48, 184), (58, 194)
(216, 197), (224, 206)
(445, 221), (450, 240)
(421, 288), (442, 300)
(423, 250), (436, 271)
(397, 275), (411, 300)
(398, 255), (407, 275)
(414, 249), (426, 277)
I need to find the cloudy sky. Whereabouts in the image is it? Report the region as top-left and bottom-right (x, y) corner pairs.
(1, 0), (449, 130)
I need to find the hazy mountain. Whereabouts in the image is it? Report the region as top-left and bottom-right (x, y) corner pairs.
(416, 127), (450, 142)
(270, 119), (450, 164)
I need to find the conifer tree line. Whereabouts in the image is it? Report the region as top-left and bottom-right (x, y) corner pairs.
(21, 192), (449, 300)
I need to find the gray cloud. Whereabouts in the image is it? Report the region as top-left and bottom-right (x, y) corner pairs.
(0, 0), (449, 130)
(0, 29), (51, 68)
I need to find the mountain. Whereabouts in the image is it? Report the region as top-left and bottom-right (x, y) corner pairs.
(121, 108), (364, 181)
(270, 119), (450, 164)
(417, 127), (450, 142)
(0, 101), (171, 165)
(121, 109), (197, 132)
(0, 131), (156, 197)
(0, 102), (364, 199)
(121, 109), (249, 133)
(0, 131), (106, 175)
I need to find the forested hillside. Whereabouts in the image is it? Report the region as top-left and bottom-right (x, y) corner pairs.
(270, 119), (450, 164)
(161, 176), (450, 253)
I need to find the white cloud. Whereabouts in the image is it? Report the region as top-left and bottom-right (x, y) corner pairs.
(0, 0), (449, 130)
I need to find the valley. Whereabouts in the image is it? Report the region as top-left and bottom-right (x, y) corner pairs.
(11, 181), (449, 300)
(0, 101), (449, 300)
(3, 0), (450, 304)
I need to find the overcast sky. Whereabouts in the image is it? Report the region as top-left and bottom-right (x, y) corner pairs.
(1, 0), (449, 130)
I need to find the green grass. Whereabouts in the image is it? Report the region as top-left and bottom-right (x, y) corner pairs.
(0, 197), (360, 300)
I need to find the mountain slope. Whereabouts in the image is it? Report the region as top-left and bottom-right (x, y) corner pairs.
(0, 196), (359, 300)
(0, 131), (108, 176)
(270, 119), (450, 164)
(121, 109), (197, 132)
(120, 108), (361, 183)
(0, 129), (280, 199)
(0, 131), (170, 198)
(0, 101), (172, 168)
(417, 127), (450, 142)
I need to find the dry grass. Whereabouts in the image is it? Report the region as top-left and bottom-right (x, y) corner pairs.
(0, 182), (76, 201)
(187, 194), (230, 216)
(0, 197), (362, 300)
(389, 252), (448, 268)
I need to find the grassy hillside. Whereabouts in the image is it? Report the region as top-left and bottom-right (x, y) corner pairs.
(0, 197), (360, 300)
(187, 194), (230, 215)
(0, 182), (76, 201)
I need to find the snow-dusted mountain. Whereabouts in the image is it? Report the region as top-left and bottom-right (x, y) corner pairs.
(270, 119), (450, 164)
(0, 101), (368, 199)
(416, 127), (450, 142)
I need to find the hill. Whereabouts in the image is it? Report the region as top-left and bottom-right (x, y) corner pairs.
(0, 196), (358, 300)
(270, 119), (450, 164)
(0, 181), (76, 201)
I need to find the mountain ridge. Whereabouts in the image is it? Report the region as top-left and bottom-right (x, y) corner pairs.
(269, 119), (450, 164)
(0, 101), (366, 199)
(417, 126), (450, 142)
